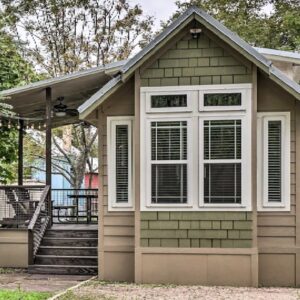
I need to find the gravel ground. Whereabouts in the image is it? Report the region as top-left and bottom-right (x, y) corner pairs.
(60, 281), (300, 300)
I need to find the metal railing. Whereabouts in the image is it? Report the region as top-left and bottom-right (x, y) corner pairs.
(28, 186), (51, 263)
(52, 189), (98, 224)
(0, 185), (46, 228)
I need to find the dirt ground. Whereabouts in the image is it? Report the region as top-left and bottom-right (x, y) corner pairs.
(0, 269), (92, 294)
(63, 280), (300, 300)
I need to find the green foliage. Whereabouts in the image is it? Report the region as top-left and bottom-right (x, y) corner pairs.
(0, 27), (39, 183)
(0, 289), (51, 300)
(0, 30), (38, 90)
(1, 0), (154, 76)
(168, 0), (300, 51)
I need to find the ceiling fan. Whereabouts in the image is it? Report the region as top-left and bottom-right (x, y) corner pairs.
(53, 97), (78, 117)
(34, 97), (79, 118)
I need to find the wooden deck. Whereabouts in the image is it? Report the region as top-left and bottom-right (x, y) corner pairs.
(51, 224), (98, 230)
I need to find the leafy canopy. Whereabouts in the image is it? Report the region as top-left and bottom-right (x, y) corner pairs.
(169, 0), (300, 51)
(0, 25), (39, 183)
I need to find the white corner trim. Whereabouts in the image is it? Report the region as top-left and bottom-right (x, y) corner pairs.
(257, 112), (291, 212)
(107, 116), (135, 211)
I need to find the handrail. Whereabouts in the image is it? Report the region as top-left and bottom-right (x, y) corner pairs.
(28, 185), (51, 264)
(0, 185), (46, 189)
(28, 185), (50, 230)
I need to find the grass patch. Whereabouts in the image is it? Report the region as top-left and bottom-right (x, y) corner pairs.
(0, 268), (25, 274)
(0, 289), (51, 300)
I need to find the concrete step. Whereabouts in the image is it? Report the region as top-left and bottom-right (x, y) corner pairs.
(28, 264), (97, 275)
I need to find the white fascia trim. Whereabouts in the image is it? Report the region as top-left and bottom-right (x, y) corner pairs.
(257, 112), (291, 212)
(107, 116), (135, 212)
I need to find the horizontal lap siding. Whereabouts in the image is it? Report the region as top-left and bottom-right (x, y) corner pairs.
(257, 73), (296, 250)
(98, 80), (135, 255)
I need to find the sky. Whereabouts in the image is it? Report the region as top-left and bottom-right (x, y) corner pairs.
(130, 1), (274, 30)
(130, 0), (178, 29)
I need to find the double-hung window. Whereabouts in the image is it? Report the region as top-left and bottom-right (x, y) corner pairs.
(202, 119), (242, 204)
(108, 117), (134, 211)
(150, 120), (189, 205)
(199, 114), (251, 210)
(257, 112), (290, 211)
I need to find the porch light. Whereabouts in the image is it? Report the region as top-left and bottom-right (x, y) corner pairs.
(190, 28), (202, 39)
(55, 111), (67, 117)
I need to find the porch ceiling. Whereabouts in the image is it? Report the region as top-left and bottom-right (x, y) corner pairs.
(0, 60), (126, 127)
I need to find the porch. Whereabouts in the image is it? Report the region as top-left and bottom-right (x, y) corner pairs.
(0, 61), (117, 275)
(0, 185), (98, 274)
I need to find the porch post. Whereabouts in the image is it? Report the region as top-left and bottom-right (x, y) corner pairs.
(45, 87), (52, 187)
(18, 120), (24, 186)
(45, 87), (52, 225)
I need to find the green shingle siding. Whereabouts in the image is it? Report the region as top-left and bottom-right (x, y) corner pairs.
(140, 212), (252, 248)
(141, 33), (252, 87)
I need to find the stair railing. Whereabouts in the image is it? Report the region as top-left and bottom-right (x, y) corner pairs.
(28, 185), (51, 265)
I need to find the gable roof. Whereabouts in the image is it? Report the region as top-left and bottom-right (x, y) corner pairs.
(78, 6), (300, 119)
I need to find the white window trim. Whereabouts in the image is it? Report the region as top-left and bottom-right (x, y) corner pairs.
(140, 84), (252, 211)
(107, 116), (134, 211)
(199, 114), (252, 211)
(257, 112), (290, 212)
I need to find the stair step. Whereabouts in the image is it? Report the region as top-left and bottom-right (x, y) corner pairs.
(41, 237), (97, 247)
(37, 246), (97, 256)
(45, 229), (98, 238)
(35, 255), (97, 266)
(28, 264), (97, 275)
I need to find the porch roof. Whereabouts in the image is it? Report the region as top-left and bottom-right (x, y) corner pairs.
(0, 60), (126, 127)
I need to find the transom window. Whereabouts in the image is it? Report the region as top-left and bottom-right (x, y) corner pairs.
(151, 95), (187, 108)
(204, 93), (242, 107)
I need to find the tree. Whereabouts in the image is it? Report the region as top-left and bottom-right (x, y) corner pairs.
(167, 0), (300, 51)
(1, 0), (154, 188)
(25, 124), (98, 189)
(0, 25), (39, 183)
(1, 0), (154, 76)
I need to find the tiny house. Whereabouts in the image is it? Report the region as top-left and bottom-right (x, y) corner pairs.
(1, 6), (300, 287)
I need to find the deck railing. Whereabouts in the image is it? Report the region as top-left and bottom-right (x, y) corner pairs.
(52, 189), (98, 224)
(0, 185), (46, 228)
(28, 186), (51, 263)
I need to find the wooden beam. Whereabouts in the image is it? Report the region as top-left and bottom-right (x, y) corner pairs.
(45, 87), (52, 187)
(18, 120), (24, 186)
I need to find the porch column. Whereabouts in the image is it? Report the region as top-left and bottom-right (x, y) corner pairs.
(45, 87), (52, 187)
(18, 120), (24, 186)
